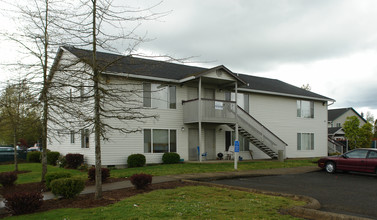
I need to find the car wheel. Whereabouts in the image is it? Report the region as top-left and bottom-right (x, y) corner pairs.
(325, 162), (336, 174)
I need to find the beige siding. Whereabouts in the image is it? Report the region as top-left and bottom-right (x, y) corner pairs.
(249, 94), (328, 158)
(333, 110), (366, 128)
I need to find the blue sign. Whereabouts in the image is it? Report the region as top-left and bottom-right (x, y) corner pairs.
(234, 141), (240, 152)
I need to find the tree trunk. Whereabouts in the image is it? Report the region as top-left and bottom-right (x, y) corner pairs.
(92, 0), (102, 199)
(41, 0), (50, 183)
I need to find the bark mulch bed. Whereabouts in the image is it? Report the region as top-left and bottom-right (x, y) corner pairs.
(0, 178), (197, 218)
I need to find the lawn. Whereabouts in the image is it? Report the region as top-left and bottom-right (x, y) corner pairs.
(0, 163), (85, 184)
(4, 186), (305, 220)
(110, 159), (317, 178)
(0, 159), (316, 184)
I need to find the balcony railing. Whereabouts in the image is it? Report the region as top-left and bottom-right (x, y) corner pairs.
(182, 99), (236, 123)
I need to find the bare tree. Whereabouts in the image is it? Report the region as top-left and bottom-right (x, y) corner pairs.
(1, 0), (74, 182)
(52, 0), (169, 199)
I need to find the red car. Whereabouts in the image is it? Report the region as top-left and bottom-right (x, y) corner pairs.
(318, 148), (377, 174)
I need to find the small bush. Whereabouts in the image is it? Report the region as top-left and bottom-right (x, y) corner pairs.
(45, 172), (72, 190)
(130, 173), (152, 189)
(0, 172), (17, 187)
(65, 153), (84, 169)
(162, 152), (181, 164)
(50, 177), (85, 199)
(58, 155), (67, 168)
(47, 151), (60, 166)
(27, 151), (41, 163)
(88, 167), (110, 182)
(4, 191), (43, 215)
(127, 154), (146, 168)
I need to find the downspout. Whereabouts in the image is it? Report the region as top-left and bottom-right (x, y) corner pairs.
(198, 77), (202, 162)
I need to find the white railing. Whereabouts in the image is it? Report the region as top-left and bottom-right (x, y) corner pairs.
(183, 99), (236, 123)
(182, 99), (286, 156)
(237, 107), (287, 154)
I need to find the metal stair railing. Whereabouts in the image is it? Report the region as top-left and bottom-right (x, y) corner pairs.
(234, 106), (287, 158)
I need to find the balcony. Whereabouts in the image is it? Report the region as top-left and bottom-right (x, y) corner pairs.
(182, 99), (237, 124)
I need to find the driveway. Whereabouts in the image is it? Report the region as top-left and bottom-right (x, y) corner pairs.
(211, 171), (377, 219)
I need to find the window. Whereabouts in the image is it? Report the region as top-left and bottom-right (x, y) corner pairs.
(143, 129), (177, 153)
(70, 130), (75, 144)
(336, 123), (341, 127)
(143, 83), (176, 109)
(297, 133), (314, 150)
(81, 129), (90, 148)
(345, 149), (368, 159)
(297, 100), (314, 118)
(367, 151), (377, 159)
(225, 92), (249, 113)
(231, 131), (250, 151)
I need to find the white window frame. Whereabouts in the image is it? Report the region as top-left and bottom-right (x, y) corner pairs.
(143, 129), (177, 153)
(297, 100), (314, 118)
(143, 83), (176, 109)
(81, 129), (90, 148)
(297, 133), (314, 150)
(70, 130), (75, 144)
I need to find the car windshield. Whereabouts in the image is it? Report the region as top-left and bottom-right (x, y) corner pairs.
(344, 149), (368, 159)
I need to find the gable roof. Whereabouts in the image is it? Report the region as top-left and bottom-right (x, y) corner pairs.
(238, 74), (332, 101)
(328, 127), (344, 135)
(328, 107), (367, 123)
(62, 46), (334, 102)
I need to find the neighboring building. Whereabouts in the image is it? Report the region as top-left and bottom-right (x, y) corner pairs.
(48, 46), (334, 166)
(327, 107), (367, 154)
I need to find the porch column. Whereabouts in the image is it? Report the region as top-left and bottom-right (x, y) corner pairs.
(198, 77), (202, 162)
(234, 82), (239, 169)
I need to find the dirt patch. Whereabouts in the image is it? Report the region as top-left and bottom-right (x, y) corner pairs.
(0, 179), (197, 218)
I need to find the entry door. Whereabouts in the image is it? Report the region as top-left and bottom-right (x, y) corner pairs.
(205, 129), (216, 160)
(188, 128), (199, 161)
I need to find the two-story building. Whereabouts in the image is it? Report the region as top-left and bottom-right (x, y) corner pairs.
(48, 46), (334, 166)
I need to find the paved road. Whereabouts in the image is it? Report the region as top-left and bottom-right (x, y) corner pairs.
(211, 171), (377, 219)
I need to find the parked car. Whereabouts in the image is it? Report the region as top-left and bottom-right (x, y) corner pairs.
(0, 147), (27, 162)
(27, 146), (41, 152)
(318, 148), (377, 174)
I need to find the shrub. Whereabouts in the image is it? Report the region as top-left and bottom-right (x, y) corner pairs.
(4, 191), (43, 215)
(58, 155), (67, 168)
(45, 172), (72, 190)
(27, 151), (41, 163)
(50, 177), (85, 199)
(127, 154), (146, 168)
(130, 173), (152, 189)
(162, 152), (181, 164)
(0, 172), (17, 187)
(47, 151), (60, 166)
(65, 153), (84, 169)
(88, 167), (110, 182)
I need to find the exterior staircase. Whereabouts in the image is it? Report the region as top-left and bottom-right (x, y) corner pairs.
(228, 106), (287, 159)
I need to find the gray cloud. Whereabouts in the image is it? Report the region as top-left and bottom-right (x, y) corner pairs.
(137, 0), (377, 72)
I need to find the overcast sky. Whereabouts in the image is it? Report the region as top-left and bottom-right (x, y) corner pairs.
(1, 0), (377, 119)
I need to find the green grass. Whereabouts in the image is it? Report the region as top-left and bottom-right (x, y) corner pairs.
(110, 159), (317, 178)
(0, 159), (316, 184)
(5, 186), (305, 220)
(0, 163), (86, 184)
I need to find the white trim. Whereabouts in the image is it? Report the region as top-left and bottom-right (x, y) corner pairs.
(238, 88), (335, 102)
